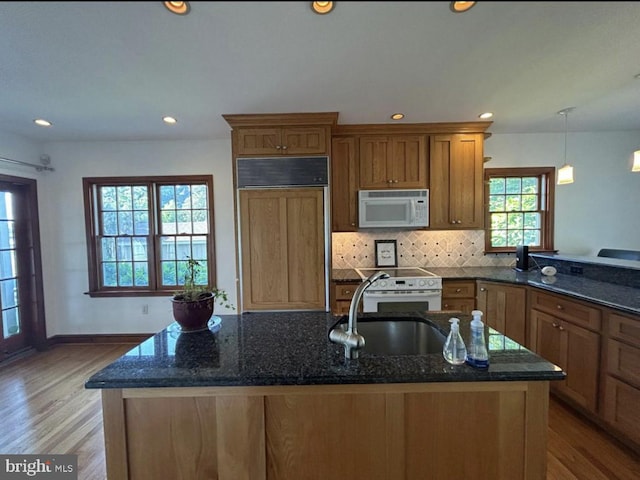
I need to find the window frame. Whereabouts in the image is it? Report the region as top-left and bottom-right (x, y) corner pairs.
(483, 167), (555, 254)
(83, 175), (216, 297)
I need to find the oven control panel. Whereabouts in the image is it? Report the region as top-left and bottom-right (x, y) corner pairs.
(368, 277), (442, 291)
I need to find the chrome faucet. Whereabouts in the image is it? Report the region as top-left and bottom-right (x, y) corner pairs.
(329, 271), (390, 359)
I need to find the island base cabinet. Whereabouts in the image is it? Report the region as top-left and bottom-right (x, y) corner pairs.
(102, 382), (550, 480)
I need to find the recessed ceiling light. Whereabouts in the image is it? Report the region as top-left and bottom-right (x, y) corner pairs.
(311, 2), (334, 15)
(163, 116), (178, 125)
(34, 118), (52, 127)
(390, 113), (405, 120)
(478, 112), (493, 119)
(450, 1), (476, 13)
(163, 1), (190, 15)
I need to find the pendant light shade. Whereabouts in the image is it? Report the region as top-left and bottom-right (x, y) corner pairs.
(557, 164), (574, 185)
(633, 150), (640, 172)
(557, 107), (575, 185)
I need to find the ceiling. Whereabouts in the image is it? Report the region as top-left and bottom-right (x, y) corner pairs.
(2, 1), (640, 143)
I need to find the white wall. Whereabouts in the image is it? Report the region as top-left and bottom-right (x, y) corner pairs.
(485, 131), (640, 256)
(40, 139), (237, 336)
(0, 131), (43, 180)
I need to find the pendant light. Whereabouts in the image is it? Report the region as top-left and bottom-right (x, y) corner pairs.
(557, 107), (575, 185)
(632, 150), (640, 172)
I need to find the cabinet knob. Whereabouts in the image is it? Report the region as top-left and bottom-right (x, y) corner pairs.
(275, 145), (282, 149)
(556, 304), (564, 310)
(457, 220), (462, 224)
(350, 222), (355, 226)
(344, 290), (352, 295)
(282, 145), (288, 150)
(393, 179), (399, 183)
(558, 325), (565, 331)
(387, 179), (393, 184)
(455, 288), (462, 293)
(552, 322), (560, 328)
(480, 287), (486, 292)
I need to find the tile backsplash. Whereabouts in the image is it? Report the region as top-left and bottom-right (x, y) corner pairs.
(332, 230), (514, 269)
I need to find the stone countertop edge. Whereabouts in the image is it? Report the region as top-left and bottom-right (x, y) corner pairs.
(331, 267), (640, 315)
(85, 311), (565, 390)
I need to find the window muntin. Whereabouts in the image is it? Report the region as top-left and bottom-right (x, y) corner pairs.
(484, 168), (554, 253)
(84, 176), (215, 296)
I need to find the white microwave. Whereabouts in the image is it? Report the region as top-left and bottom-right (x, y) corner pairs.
(358, 189), (429, 228)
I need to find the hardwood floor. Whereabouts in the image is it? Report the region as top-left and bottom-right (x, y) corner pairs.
(1, 344), (639, 480)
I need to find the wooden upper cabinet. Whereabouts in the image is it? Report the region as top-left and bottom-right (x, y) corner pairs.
(429, 133), (484, 229)
(235, 126), (328, 156)
(359, 135), (427, 189)
(223, 112), (339, 157)
(331, 137), (358, 232)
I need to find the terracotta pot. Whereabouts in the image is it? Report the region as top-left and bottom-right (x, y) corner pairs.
(171, 292), (214, 332)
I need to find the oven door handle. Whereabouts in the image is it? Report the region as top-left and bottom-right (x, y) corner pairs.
(363, 289), (442, 298)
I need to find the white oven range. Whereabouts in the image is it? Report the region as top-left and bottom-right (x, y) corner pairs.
(355, 267), (442, 313)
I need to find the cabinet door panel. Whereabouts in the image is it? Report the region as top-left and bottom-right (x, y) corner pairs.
(236, 128), (281, 155)
(359, 137), (392, 189)
(449, 134), (483, 227)
(282, 127), (327, 154)
(530, 310), (563, 369)
(390, 136), (427, 188)
(563, 320), (600, 411)
(428, 136), (452, 227)
(331, 137), (358, 231)
(286, 191), (325, 306)
(240, 189), (325, 310)
(603, 375), (640, 444)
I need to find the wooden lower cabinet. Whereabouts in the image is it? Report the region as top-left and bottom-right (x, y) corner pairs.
(477, 281), (527, 346)
(530, 309), (600, 413)
(442, 279), (476, 313)
(102, 382), (550, 480)
(602, 310), (640, 446)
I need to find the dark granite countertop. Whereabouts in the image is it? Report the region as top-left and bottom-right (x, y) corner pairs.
(85, 311), (564, 390)
(332, 267), (640, 315)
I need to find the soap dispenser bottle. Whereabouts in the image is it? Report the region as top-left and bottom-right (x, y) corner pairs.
(443, 317), (467, 365)
(466, 310), (490, 369)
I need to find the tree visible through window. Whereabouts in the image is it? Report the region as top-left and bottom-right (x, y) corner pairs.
(83, 175), (215, 296)
(484, 167), (555, 253)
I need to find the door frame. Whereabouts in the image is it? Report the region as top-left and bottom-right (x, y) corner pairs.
(0, 174), (47, 358)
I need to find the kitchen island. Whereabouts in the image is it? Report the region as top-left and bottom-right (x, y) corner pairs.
(86, 311), (564, 480)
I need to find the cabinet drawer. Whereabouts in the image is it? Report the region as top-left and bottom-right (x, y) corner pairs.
(335, 283), (360, 301)
(529, 289), (601, 331)
(607, 339), (640, 387)
(442, 298), (475, 314)
(442, 281), (475, 298)
(604, 375), (640, 445)
(608, 311), (640, 346)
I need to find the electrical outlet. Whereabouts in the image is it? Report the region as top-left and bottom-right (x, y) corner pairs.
(142, 304), (149, 314)
(570, 266), (583, 275)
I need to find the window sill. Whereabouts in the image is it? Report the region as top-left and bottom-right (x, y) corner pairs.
(84, 290), (174, 298)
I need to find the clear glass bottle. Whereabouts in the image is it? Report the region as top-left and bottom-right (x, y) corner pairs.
(443, 317), (467, 365)
(466, 310), (490, 369)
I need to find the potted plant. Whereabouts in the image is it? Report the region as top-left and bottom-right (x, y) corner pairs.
(171, 256), (233, 332)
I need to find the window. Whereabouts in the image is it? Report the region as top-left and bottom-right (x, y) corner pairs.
(83, 175), (215, 296)
(484, 167), (555, 253)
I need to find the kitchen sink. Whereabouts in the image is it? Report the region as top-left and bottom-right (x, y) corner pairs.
(332, 316), (446, 355)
